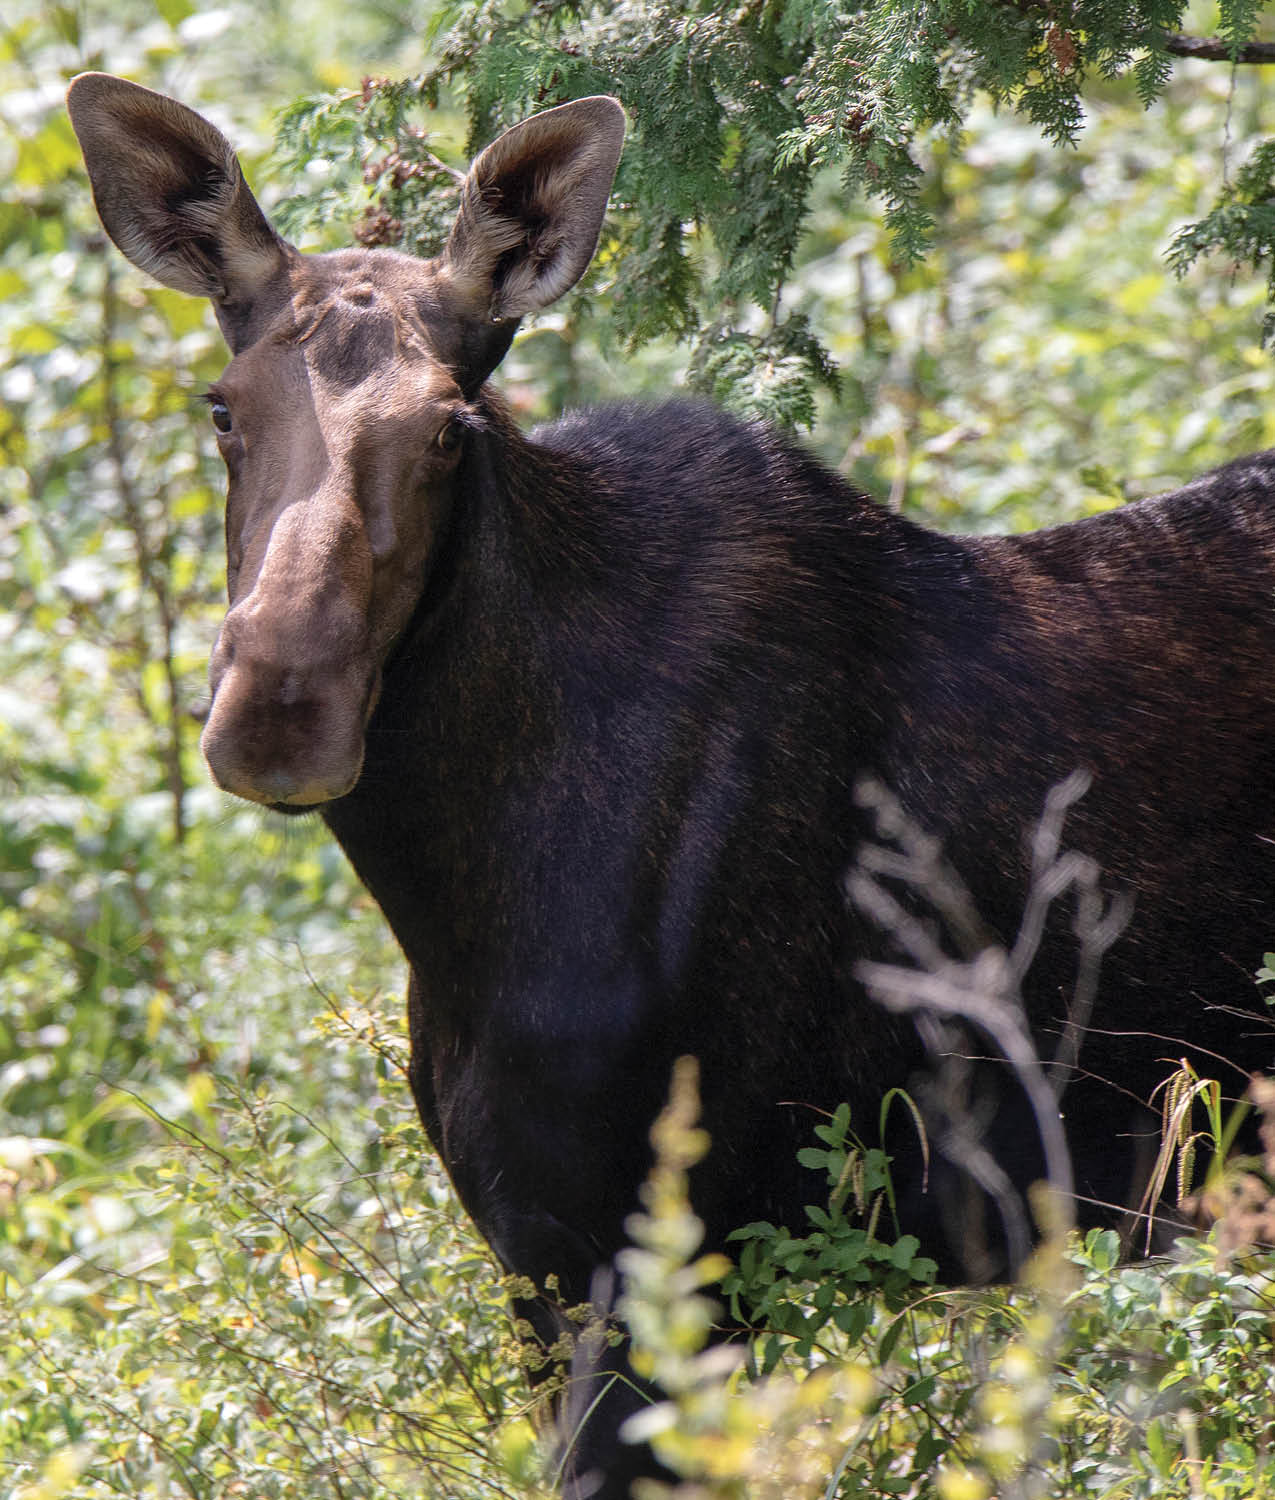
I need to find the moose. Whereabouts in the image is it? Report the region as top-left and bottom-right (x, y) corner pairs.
(70, 74), (1275, 1498)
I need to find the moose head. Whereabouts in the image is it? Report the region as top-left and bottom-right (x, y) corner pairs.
(68, 74), (624, 809)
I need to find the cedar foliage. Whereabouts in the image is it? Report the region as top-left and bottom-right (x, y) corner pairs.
(275, 0), (1275, 427)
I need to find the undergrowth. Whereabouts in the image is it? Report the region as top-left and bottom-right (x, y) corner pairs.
(6, 995), (1272, 1499)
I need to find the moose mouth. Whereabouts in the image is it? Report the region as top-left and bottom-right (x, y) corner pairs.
(199, 656), (381, 813)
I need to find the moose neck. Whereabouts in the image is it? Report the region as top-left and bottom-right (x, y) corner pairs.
(319, 395), (963, 1000)
(316, 392), (623, 972)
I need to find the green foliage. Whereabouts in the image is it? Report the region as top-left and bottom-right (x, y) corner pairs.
(6, 1), (1275, 1495)
(0, 990), (550, 1498)
(1049, 1232), (1275, 1497)
(723, 1101), (937, 1376)
(619, 1088), (1275, 1500)
(805, 70), (1275, 527)
(1169, 135), (1275, 344)
(260, 0), (1275, 425)
(272, 79), (466, 257)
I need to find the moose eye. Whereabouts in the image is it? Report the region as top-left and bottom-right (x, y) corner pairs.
(209, 400), (233, 434)
(436, 417), (465, 455)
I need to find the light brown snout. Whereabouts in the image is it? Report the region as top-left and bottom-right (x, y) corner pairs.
(200, 497), (380, 808)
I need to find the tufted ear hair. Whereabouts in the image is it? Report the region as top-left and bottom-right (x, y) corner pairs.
(439, 95), (625, 326)
(67, 72), (290, 306)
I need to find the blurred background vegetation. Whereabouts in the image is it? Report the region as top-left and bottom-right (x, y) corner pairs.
(3, 0), (1275, 1494)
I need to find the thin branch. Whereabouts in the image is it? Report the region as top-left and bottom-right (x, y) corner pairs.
(856, 953), (1076, 1217)
(848, 776), (1114, 1264)
(100, 256), (189, 844)
(1164, 32), (1275, 63)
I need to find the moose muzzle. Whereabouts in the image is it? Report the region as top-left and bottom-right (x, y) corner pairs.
(200, 496), (380, 808)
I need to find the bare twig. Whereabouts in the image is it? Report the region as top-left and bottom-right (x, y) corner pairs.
(848, 776), (1136, 1500)
(855, 947), (1076, 1223)
(848, 776), (1132, 1261)
(1007, 770), (1133, 1091)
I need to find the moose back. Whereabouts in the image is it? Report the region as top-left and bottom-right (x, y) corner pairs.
(70, 74), (1275, 1499)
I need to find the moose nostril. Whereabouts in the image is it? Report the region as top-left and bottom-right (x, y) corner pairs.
(256, 768), (302, 801)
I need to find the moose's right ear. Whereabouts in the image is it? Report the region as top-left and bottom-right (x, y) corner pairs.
(67, 73), (289, 308)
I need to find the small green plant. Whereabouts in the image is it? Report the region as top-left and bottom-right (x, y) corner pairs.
(722, 1100), (937, 1376)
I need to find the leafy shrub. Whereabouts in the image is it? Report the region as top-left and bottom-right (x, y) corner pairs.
(615, 1069), (1275, 1500)
(0, 982), (546, 1500)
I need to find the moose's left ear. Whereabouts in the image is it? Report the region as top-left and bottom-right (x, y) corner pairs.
(440, 95), (625, 325)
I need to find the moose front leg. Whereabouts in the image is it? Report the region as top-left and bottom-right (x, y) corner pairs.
(556, 1278), (673, 1500)
(483, 1207), (674, 1497)
(501, 1264), (672, 1499)
(405, 987), (671, 1493)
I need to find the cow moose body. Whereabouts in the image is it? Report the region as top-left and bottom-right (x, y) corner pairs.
(70, 74), (1275, 1499)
